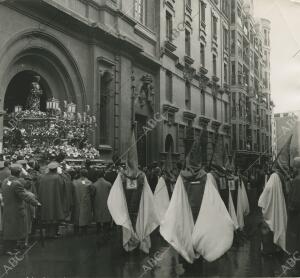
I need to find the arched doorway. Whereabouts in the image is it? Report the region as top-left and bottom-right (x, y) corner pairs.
(4, 71), (51, 113)
(0, 30), (86, 150)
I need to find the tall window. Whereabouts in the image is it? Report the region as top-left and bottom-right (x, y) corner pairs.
(212, 14), (218, 40)
(134, 0), (145, 24)
(185, 30), (191, 56)
(231, 0), (235, 24)
(231, 30), (235, 54)
(223, 27), (229, 50)
(213, 96), (217, 119)
(213, 54), (217, 76)
(200, 43), (205, 67)
(224, 102), (228, 122)
(232, 124), (236, 149)
(166, 71), (173, 102)
(231, 63), (236, 84)
(100, 71), (113, 145)
(199, 1), (206, 27)
(201, 90), (205, 115)
(166, 11), (173, 41)
(238, 62), (243, 85)
(185, 81), (191, 110)
(224, 63), (228, 83)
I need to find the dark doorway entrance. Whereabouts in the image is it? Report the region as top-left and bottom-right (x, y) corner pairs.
(135, 114), (148, 167)
(4, 71), (51, 113)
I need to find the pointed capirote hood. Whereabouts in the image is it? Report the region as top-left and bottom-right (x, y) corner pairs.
(107, 173), (159, 253)
(160, 175), (195, 263)
(182, 136), (203, 181)
(126, 129), (139, 178)
(185, 136), (202, 170)
(165, 148), (173, 173)
(193, 173), (235, 262)
(154, 177), (170, 224)
(224, 148), (231, 170)
(258, 172), (287, 252)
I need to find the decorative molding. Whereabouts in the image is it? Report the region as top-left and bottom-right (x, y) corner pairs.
(97, 56), (116, 67)
(162, 103), (179, 113)
(164, 0), (176, 13)
(212, 75), (219, 83)
(137, 74), (155, 110)
(199, 66), (208, 75)
(134, 23), (157, 45)
(164, 40), (177, 52)
(183, 111), (196, 120)
(175, 61), (185, 71)
(223, 123), (231, 133)
(199, 116), (210, 127)
(183, 66), (196, 82)
(211, 120), (221, 131)
(184, 55), (195, 66)
(211, 76), (220, 96)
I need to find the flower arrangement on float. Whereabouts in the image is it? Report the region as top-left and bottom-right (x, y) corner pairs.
(3, 76), (99, 161)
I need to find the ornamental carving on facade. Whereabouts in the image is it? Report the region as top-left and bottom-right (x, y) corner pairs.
(138, 74), (155, 109)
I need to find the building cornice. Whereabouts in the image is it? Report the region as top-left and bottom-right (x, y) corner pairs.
(183, 111), (197, 120)
(162, 104), (179, 114)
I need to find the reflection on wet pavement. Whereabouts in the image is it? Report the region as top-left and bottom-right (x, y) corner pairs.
(0, 213), (297, 277)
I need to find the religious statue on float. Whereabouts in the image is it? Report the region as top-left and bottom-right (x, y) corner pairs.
(26, 75), (43, 111)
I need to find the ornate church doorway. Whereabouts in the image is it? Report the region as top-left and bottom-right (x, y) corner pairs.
(4, 71), (51, 113)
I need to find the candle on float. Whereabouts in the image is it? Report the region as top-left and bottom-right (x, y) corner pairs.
(83, 112), (87, 121)
(77, 113), (82, 122)
(86, 105), (90, 112)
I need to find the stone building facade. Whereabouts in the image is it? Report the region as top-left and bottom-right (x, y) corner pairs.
(230, 0), (272, 169)
(159, 0), (231, 166)
(0, 0), (273, 169)
(0, 0), (161, 164)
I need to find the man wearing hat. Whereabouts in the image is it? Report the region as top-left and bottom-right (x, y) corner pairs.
(2, 164), (40, 255)
(0, 161), (11, 233)
(92, 168), (112, 241)
(286, 157), (300, 272)
(37, 161), (66, 238)
(0, 161), (11, 186)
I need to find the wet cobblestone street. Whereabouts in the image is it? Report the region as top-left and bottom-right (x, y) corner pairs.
(0, 212), (296, 278)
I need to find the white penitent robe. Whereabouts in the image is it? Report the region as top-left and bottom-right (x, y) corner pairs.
(192, 173), (235, 262)
(160, 175), (195, 263)
(107, 173), (159, 253)
(154, 177), (170, 224)
(228, 188), (239, 230)
(258, 172), (287, 252)
(236, 180), (250, 230)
